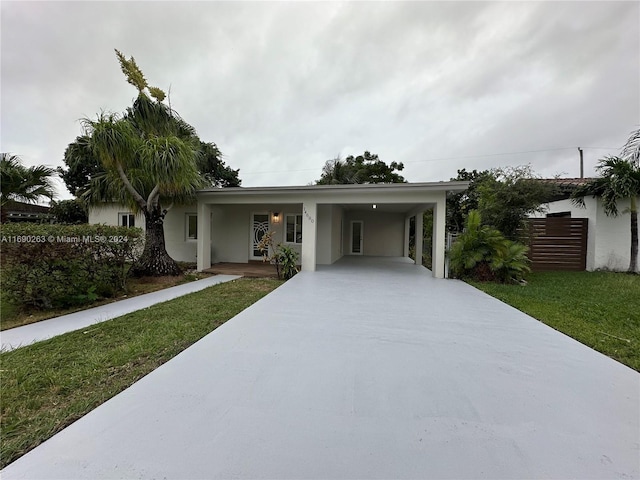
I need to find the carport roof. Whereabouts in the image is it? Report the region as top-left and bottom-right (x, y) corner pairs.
(198, 181), (469, 196)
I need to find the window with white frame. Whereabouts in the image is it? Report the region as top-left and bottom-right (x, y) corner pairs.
(186, 213), (197, 240)
(285, 214), (303, 244)
(119, 213), (136, 228)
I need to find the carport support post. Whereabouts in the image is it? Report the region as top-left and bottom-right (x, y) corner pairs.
(432, 198), (446, 278)
(415, 212), (423, 266)
(197, 203), (211, 272)
(301, 201), (317, 271)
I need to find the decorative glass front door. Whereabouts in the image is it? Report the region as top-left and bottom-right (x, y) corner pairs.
(251, 213), (270, 259)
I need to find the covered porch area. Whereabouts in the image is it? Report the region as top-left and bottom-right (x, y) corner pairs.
(196, 182), (468, 278)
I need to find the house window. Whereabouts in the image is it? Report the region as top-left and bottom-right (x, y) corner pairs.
(547, 211), (571, 218)
(286, 214), (303, 244)
(186, 213), (197, 240)
(119, 213), (136, 228)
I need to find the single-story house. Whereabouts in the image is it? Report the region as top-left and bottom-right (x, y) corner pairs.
(89, 181), (469, 278)
(1, 200), (51, 223)
(530, 178), (639, 272)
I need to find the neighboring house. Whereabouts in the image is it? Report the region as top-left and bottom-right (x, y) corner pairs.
(531, 178), (639, 271)
(1, 200), (51, 223)
(89, 181), (468, 278)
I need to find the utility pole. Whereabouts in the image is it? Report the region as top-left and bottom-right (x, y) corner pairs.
(578, 147), (584, 178)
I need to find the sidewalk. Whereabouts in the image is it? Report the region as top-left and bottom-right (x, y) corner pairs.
(0, 274), (241, 351)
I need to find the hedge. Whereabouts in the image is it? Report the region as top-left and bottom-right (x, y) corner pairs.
(0, 223), (143, 309)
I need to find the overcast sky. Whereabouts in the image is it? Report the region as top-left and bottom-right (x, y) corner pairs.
(2, 1), (639, 200)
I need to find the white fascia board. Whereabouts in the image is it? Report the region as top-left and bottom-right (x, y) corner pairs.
(197, 182), (468, 205)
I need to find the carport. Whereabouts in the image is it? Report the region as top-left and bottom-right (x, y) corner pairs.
(196, 182), (468, 278)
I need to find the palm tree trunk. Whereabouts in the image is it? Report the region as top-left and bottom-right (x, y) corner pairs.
(130, 205), (182, 277)
(630, 196), (638, 273)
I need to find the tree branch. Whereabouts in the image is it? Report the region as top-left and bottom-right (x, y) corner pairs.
(115, 162), (146, 209)
(147, 184), (160, 208)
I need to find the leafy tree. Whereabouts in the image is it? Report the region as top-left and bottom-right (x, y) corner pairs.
(316, 151), (406, 184)
(448, 210), (530, 283)
(446, 168), (493, 233)
(196, 141), (240, 188)
(76, 50), (214, 276)
(446, 166), (553, 241)
(58, 136), (102, 197)
(59, 137), (239, 196)
(50, 198), (88, 224)
(476, 165), (554, 240)
(572, 156), (640, 273)
(1, 153), (56, 222)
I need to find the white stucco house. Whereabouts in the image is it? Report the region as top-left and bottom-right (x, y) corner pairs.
(89, 181), (468, 278)
(531, 180), (639, 271)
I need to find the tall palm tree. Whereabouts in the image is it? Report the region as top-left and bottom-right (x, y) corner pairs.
(81, 51), (204, 276)
(572, 156), (640, 273)
(0, 153), (56, 221)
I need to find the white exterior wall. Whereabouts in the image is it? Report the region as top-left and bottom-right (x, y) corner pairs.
(88, 204), (198, 263)
(342, 210), (405, 257)
(331, 205), (344, 263)
(535, 197), (639, 271)
(210, 204), (302, 264)
(163, 205), (199, 263)
(315, 204), (345, 265)
(316, 205), (332, 265)
(89, 204), (145, 229)
(594, 197), (637, 271)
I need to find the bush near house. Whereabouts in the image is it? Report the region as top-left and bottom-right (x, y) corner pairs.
(448, 210), (530, 283)
(257, 231), (300, 280)
(0, 223), (142, 309)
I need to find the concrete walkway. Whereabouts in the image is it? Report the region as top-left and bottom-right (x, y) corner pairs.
(2, 257), (638, 479)
(1, 274), (240, 351)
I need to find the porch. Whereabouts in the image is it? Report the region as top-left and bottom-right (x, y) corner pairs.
(204, 262), (280, 278)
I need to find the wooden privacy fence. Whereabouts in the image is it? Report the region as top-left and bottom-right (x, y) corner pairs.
(526, 218), (588, 271)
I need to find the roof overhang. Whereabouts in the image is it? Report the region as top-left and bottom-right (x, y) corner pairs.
(197, 181), (469, 207)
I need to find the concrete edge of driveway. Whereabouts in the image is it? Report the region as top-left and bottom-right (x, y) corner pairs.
(0, 274), (241, 352)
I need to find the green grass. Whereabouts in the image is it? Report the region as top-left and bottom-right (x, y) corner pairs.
(470, 271), (640, 371)
(0, 278), (282, 468)
(1, 270), (214, 331)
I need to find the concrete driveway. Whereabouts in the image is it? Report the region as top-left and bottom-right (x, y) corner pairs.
(2, 257), (638, 479)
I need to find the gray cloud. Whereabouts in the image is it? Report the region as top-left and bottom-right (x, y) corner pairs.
(1, 1), (638, 199)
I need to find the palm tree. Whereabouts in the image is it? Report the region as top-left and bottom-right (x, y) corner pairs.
(317, 156), (359, 185)
(572, 156), (640, 273)
(81, 51), (204, 276)
(621, 127), (640, 167)
(0, 153), (56, 221)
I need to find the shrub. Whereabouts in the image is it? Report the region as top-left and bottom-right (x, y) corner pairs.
(50, 199), (88, 224)
(0, 223), (142, 309)
(448, 210), (530, 283)
(277, 244), (300, 280)
(256, 231), (300, 280)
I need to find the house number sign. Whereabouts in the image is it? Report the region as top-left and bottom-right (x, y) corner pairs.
(303, 206), (315, 223)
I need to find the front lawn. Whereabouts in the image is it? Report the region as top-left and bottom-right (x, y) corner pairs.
(0, 278), (282, 469)
(470, 271), (640, 372)
(1, 265), (212, 331)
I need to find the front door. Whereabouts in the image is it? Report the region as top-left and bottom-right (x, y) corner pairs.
(251, 213), (270, 259)
(350, 220), (363, 255)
